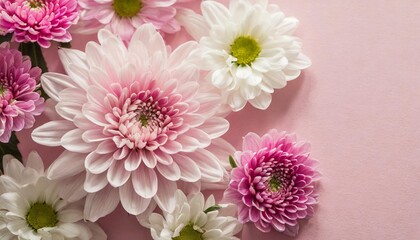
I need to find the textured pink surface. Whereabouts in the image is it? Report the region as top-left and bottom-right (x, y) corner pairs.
(16, 0), (420, 239)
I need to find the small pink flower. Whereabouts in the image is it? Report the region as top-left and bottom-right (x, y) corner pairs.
(0, 43), (44, 143)
(224, 129), (320, 236)
(74, 0), (182, 41)
(0, 0), (79, 48)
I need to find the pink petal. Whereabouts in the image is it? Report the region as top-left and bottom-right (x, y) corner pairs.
(119, 181), (151, 215)
(47, 151), (86, 179)
(132, 165), (157, 198)
(107, 160), (131, 187)
(32, 120), (75, 147)
(242, 132), (261, 152)
(186, 149), (224, 182)
(84, 185), (119, 222)
(61, 129), (97, 153)
(41, 73), (78, 102)
(85, 152), (114, 174)
(153, 177), (177, 213)
(173, 154), (201, 182)
(156, 162), (180, 181)
(84, 172), (108, 193)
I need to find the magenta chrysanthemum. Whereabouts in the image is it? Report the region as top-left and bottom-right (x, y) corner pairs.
(32, 24), (230, 221)
(0, 0), (79, 48)
(0, 43), (44, 143)
(74, 0), (182, 41)
(224, 129), (320, 236)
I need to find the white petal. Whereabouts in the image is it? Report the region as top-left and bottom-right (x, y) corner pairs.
(53, 223), (80, 238)
(288, 53), (311, 70)
(26, 151), (45, 174)
(249, 91), (272, 110)
(0, 192), (29, 216)
(58, 209), (83, 223)
(176, 8), (209, 40)
(201, 1), (231, 26)
(84, 185), (119, 222)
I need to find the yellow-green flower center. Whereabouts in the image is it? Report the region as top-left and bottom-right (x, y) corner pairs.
(27, 0), (44, 8)
(113, 0), (143, 18)
(173, 224), (204, 240)
(230, 36), (261, 66)
(26, 202), (58, 230)
(139, 114), (149, 127)
(268, 176), (283, 192)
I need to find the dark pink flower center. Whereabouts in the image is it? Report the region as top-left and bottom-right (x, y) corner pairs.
(104, 84), (181, 151)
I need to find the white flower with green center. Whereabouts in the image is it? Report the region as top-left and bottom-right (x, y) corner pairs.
(178, 0), (311, 111)
(142, 190), (242, 240)
(0, 152), (106, 240)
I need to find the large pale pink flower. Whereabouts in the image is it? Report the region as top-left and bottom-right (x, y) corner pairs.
(0, 0), (79, 48)
(0, 42), (44, 143)
(73, 0), (183, 41)
(224, 129), (320, 236)
(32, 24), (230, 221)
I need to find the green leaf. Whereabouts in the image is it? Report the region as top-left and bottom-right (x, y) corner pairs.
(18, 42), (50, 99)
(59, 42), (72, 48)
(0, 33), (12, 44)
(229, 155), (237, 168)
(0, 132), (22, 172)
(204, 205), (221, 214)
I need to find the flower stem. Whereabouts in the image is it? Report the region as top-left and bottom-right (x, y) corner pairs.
(18, 42), (49, 99)
(0, 132), (22, 172)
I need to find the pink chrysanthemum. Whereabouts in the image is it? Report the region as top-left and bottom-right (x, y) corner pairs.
(224, 129), (320, 236)
(32, 24), (230, 221)
(0, 42), (44, 143)
(74, 0), (183, 41)
(0, 0), (79, 48)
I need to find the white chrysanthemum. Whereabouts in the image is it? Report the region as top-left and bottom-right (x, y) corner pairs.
(142, 190), (242, 240)
(178, 0), (311, 111)
(0, 152), (106, 240)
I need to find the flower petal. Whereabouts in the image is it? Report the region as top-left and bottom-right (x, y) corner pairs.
(84, 185), (119, 222)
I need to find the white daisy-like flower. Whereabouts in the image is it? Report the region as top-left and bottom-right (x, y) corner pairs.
(178, 0), (311, 111)
(0, 152), (106, 240)
(142, 190), (242, 240)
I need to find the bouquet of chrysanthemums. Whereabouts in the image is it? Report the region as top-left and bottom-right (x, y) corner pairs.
(0, 0), (320, 239)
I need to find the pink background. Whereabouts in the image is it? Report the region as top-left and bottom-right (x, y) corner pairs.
(16, 0), (420, 239)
